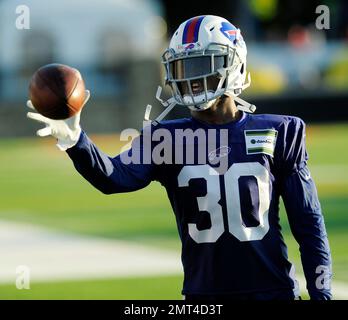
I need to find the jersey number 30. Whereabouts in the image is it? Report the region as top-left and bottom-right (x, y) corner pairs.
(178, 162), (271, 243)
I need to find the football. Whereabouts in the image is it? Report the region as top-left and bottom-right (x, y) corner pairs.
(28, 63), (86, 120)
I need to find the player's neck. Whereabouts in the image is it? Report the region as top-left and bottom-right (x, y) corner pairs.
(191, 96), (241, 125)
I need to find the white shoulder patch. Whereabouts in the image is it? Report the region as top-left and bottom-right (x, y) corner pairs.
(244, 129), (278, 157)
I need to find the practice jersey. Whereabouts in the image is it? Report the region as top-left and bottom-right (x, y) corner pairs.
(66, 112), (332, 299)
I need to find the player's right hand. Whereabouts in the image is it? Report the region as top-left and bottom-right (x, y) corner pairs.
(27, 90), (90, 151)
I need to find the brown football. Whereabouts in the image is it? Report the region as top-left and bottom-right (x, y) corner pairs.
(29, 63), (86, 120)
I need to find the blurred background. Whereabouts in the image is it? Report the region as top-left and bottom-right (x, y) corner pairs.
(0, 0), (347, 299)
(1, 0), (348, 134)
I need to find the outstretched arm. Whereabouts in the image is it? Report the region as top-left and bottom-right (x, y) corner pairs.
(66, 131), (154, 194)
(27, 92), (155, 194)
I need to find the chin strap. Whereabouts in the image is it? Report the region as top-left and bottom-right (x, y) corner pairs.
(144, 86), (178, 126)
(234, 96), (256, 113)
(232, 73), (256, 113)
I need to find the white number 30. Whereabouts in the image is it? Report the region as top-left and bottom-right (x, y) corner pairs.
(178, 162), (271, 243)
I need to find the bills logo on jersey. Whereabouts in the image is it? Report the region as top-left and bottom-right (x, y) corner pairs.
(220, 21), (238, 43)
(208, 146), (231, 162)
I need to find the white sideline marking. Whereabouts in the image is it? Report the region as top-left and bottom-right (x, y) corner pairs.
(0, 220), (347, 299)
(0, 220), (182, 283)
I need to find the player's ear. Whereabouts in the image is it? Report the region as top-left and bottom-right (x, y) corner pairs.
(240, 63), (244, 74)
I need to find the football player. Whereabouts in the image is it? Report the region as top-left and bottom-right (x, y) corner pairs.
(27, 15), (332, 300)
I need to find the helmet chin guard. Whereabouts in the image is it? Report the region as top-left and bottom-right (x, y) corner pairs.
(188, 97), (217, 112)
(144, 84), (256, 126)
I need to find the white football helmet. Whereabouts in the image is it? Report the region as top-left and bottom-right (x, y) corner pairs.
(163, 15), (251, 111)
(145, 15), (255, 124)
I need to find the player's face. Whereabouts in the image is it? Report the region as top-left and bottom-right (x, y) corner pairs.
(177, 76), (221, 97)
(170, 55), (226, 98)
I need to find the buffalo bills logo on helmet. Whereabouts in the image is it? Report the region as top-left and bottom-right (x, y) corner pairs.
(220, 21), (238, 43)
(185, 43), (195, 51)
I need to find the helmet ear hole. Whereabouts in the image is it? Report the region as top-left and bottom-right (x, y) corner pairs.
(240, 63), (244, 74)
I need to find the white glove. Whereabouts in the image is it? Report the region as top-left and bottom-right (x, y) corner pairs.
(27, 90), (90, 151)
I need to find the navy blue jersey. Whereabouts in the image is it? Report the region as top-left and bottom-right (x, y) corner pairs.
(66, 112), (332, 300)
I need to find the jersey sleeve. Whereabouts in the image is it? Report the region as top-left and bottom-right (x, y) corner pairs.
(277, 117), (332, 300)
(66, 130), (156, 194)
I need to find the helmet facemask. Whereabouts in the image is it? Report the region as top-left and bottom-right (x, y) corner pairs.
(162, 43), (237, 110)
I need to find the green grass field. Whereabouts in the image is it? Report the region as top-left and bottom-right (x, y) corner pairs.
(0, 123), (347, 299)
